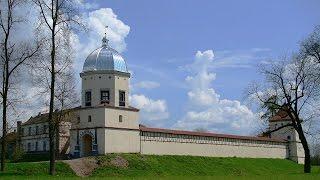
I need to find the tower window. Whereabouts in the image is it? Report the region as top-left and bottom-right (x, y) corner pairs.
(119, 115), (123, 122)
(85, 91), (92, 106)
(77, 117), (80, 123)
(119, 91), (125, 106)
(101, 90), (110, 104)
(287, 136), (291, 140)
(88, 115), (92, 122)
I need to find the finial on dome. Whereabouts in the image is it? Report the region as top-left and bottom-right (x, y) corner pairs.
(102, 25), (109, 47)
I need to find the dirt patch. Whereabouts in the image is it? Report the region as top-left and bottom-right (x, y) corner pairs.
(62, 157), (98, 177)
(110, 155), (129, 168)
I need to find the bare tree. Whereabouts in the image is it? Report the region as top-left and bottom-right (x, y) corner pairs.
(0, 0), (40, 171)
(248, 56), (320, 173)
(32, 0), (84, 175)
(300, 25), (320, 64)
(53, 53), (79, 159)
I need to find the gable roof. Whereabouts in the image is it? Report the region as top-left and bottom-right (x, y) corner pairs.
(22, 107), (79, 126)
(22, 113), (49, 125)
(139, 125), (286, 143)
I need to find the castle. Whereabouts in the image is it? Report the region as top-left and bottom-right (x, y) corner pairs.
(15, 34), (305, 164)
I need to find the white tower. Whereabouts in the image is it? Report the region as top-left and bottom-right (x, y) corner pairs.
(70, 29), (140, 157)
(80, 31), (130, 108)
(269, 110), (305, 164)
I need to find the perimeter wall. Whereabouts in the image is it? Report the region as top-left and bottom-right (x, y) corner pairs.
(140, 131), (288, 159)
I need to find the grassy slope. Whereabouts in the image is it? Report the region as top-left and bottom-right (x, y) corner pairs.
(92, 154), (320, 178)
(0, 154), (319, 179)
(0, 161), (76, 179)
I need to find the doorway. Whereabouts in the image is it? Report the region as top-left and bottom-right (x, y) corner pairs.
(82, 134), (92, 157)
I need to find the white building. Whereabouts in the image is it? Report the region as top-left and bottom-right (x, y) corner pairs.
(17, 34), (305, 164)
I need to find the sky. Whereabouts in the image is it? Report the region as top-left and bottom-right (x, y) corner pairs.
(6, 0), (320, 135)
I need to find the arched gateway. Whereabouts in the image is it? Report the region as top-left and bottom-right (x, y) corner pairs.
(82, 134), (93, 157)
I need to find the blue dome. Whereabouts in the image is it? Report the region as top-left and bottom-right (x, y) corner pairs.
(83, 38), (128, 73)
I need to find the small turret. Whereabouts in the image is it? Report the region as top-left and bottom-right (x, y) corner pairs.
(269, 110), (305, 164)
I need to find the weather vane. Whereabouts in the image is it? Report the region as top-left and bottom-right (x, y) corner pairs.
(104, 25), (108, 38)
(102, 25), (109, 47)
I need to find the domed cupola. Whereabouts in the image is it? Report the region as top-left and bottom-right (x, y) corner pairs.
(82, 34), (128, 73)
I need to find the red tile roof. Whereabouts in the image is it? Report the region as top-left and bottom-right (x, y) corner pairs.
(139, 125), (286, 143)
(269, 110), (292, 122)
(80, 103), (139, 112)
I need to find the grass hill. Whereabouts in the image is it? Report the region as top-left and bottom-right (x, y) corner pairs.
(0, 154), (319, 179)
(92, 154), (320, 178)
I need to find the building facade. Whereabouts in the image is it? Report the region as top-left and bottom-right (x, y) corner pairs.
(17, 34), (305, 164)
(17, 113), (71, 156)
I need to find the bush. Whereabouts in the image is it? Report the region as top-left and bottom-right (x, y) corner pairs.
(311, 155), (320, 166)
(14, 153), (50, 162)
(11, 147), (25, 162)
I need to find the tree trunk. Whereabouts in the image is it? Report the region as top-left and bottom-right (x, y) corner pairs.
(1, 91), (7, 172)
(55, 123), (60, 159)
(1, 15), (10, 171)
(48, 28), (56, 175)
(1, 62), (9, 172)
(296, 124), (311, 173)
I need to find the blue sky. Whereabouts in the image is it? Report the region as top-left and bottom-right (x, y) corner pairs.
(72, 0), (320, 135)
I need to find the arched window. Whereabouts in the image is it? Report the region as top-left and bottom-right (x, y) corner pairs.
(119, 115), (123, 122)
(85, 91), (92, 106)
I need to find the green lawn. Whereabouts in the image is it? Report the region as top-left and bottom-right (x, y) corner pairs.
(0, 154), (319, 179)
(92, 154), (320, 178)
(0, 161), (76, 179)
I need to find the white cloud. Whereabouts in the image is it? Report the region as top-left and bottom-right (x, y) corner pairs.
(75, 0), (99, 10)
(133, 81), (160, 90)
(174, 50), (260, 135)
(72, 8), (130, 74)
(130, 94), (169, 124)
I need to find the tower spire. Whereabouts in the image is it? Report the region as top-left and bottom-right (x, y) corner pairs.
(102, 25), (109, 47)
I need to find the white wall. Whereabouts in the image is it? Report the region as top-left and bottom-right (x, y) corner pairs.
(141, 138), (287, 159)
(269, 121), (305, 164)
(81, 71), (130, 108)
(105, 129), (140, 153)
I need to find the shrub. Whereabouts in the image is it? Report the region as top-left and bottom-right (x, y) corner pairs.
(12, 147), (25, 162)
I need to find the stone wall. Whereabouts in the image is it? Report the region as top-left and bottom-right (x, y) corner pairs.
(140, 131), (288, 159)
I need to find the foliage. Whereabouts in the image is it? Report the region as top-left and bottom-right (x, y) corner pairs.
(311, 155), (320, 166)
(11, 148), (25, 163)
(14, 153), (50, 163)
